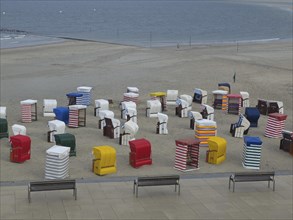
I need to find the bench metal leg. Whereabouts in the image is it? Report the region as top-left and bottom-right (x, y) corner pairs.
(233, 182), (235, 192)
(133, 181), (137, 195)
(174, 184), (180, 195)
(74, 188), (77, 200)
(133, 181), (135, 194)
(28, 186), (31, 203)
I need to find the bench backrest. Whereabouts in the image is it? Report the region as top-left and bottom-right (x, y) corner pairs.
(137, 175), (180, 186)
(29, 179), (76, 192)
(234, 171), (274, 176)
(233, 172), (274, 180)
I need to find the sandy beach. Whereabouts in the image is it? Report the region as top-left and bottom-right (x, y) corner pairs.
(0, 37), (292, 182)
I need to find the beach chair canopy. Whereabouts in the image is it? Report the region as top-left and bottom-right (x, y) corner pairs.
(95, 99), (109, 110)
(123, 120), (139, 135)
(218, 83), (231, 93)
(157, 112), (168, 123)
(98, 110), (114, 119)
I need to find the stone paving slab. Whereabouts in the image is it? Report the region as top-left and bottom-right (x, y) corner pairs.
(1, 175), (292, 220)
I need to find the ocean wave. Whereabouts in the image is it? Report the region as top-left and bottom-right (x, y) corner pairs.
(234, 38), (281, 43)
(0, 34), (26, 41)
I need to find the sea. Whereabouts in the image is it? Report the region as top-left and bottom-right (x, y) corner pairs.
(1, 0), (292, 48)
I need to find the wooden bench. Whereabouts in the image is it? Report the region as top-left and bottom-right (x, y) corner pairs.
(133, 175), (180, 197)
(229, 171), (275, 192)
(28, 179), (77, 203)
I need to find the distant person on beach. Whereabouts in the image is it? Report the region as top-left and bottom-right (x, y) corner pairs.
(233, 72), (236, 83)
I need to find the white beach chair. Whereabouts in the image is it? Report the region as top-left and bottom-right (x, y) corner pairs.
(47, 119), (66, 142)
(0, 106), (7, 119)
(94, 99), (109, 116)
(104, 117), (121, 139)
(120, 101), (137, 119)
(120, 120), (139, 146)
(43, 99), (57, 117)
(189, 111), (203, 129)
(98, 110), (114, 129)
(12, 124), (27, 135)
(156, 112), (168, 134)
(146, 99), (162, 118)
(166, 90), (178, 106)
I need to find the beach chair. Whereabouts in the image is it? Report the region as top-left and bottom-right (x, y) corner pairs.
(43, 99), (57, 117)
(0, 106), (7, 119)
(280, 130), (293, 155)
(206, 136), (227, 165)
(127, 87), (139, 93)
(94, 99), (109, 117)
(146, 99), (162, 118)
(242, 136), (262, 169)
(149, 92), (167, 111)
(77, 86), (92, 106)
(230, 114), (250, 138)
(156, 113), (168, 134)
(47, 119), (66, 142)
(200, 104), (214, 121)
(268, 101), (283, 114)
(66, 92), (83, 105)
(10, 134), (31, 163)
(103, 117), (121, 139)
(244, 107), (260, 127)
(68, 105), (87, 128)
(53, 107), (69, 125)
(166, 90), (178, 106)
(54, 133), (76, 157)
(176, 94), (192, 118)
(125, 107), (137, 123)
(256, 99), (283, 115)
(0, 118), (9, 139)
(12, 124), (26, 135)
(120, 101), (136, 119)
(218, 82), (231, 94)
(227, 94), (242, 115)
(20, 99), (37, 122)
(240, 91), (249, 108)
(98, 110), (114, 129)
(92, 146), (116, 176)
(193, 88), (208, 104)
(123, 92), (139, 103)
(45, 145), (70, 180)
(212, 90), (228, 110)
(120, 120), (139, 146)
(256, 99), (268, 115)
(195, 119), (217, 147)
(189, 111), (203, 129)
(174, 138), (200, 171)
(264, 113), (287, 138)
(129, 138), (152, 168)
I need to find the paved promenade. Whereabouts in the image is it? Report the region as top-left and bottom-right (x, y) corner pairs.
(1, 172), (292, 220)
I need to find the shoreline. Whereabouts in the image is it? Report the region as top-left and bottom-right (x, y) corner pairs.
(1, 33), (292, 51)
